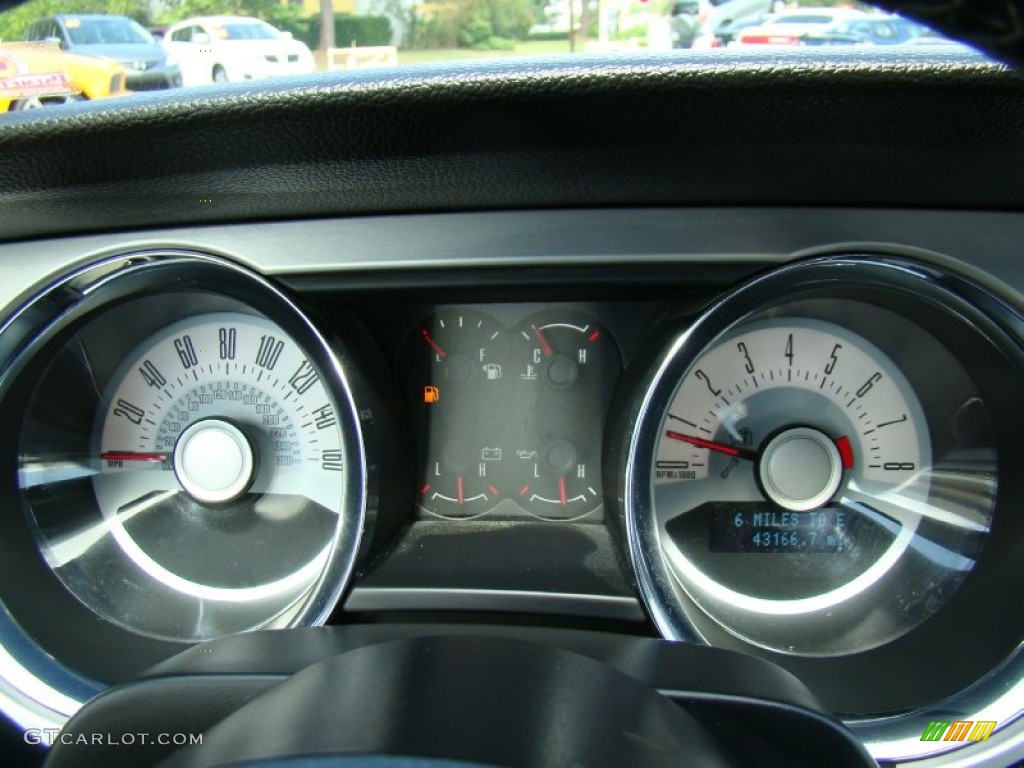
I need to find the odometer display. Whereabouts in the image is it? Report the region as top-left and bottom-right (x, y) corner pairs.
(704, 503), (853, 554)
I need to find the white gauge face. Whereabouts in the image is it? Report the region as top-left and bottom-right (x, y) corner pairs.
(97, 312), (345, 510)
(652, 317), (940, 653)
(656, 318), (929, 491)
(43, 312), (350, 641)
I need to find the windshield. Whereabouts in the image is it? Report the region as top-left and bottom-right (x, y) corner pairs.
(214, 22), (280, 40)
(0, 0), (975, 115)
(768, 13), (836, 23)
(64, 16), (153, 46)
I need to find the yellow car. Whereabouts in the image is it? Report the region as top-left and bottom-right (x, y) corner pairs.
(0, 41), (127, 112)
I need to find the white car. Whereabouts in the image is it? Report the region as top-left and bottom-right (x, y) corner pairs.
(162, 16), (315, 86)
(733, 8), (867, 46)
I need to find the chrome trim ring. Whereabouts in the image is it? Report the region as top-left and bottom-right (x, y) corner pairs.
(621, 254), (1024, 762)
(0, 251), (371, 731)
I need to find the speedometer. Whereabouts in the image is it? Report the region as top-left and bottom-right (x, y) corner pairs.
(86, 312), (347, 639)
(0, 252), (395, 729)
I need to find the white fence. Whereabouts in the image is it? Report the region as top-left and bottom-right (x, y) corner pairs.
(324, 46), (398, 71)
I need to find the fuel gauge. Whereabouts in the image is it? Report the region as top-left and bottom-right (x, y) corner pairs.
(401, 309), (509, 519)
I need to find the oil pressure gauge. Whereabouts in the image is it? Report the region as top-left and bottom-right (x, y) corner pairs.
(512, 312), (620, 519)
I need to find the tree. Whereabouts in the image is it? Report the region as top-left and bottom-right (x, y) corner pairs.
(320, 0), (335, 49)
(0, 0), (149, 42)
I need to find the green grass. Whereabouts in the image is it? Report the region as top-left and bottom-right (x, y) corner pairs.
(397, 39), (573, 66)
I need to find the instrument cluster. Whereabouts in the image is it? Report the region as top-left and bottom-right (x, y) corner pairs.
(0, 248), (1022, 764)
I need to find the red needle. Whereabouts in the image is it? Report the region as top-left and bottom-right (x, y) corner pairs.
(101, 452), (168, 462)
(534, 326), (553, 357)
(665, 431), (757, 461)
(558, 476), (568, 507)
(422, 329), (446, 358)
(456, 475), (464, 505)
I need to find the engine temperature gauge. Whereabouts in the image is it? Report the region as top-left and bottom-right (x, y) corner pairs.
(512, 313), (620, 519)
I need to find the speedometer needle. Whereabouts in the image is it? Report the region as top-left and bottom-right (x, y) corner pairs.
(100, 452), (168, 462)
(664, 431), (757, 461)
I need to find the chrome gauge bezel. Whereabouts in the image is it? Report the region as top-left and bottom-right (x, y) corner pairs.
(0, 251), (374, 731)
(621, 255), (1024, 762)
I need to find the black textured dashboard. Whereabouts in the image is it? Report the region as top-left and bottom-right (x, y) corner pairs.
(0, 50), (1022, 243)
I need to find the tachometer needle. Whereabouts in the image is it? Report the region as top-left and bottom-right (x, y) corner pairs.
(422, 329), (446, 358)
(100, 452), (168, 463)
(664, 431), (757, 461)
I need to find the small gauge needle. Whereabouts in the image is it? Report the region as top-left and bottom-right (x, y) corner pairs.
(100, 452), (168, 462)
(558, 476), (568, 507)
(533, 326), (553, 357)
(422, 329), (446, 358)
(456, 475), (464, 506)
(664, 431), (757, 461)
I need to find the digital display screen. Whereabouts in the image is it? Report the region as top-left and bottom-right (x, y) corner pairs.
(708, 503), (852, 553)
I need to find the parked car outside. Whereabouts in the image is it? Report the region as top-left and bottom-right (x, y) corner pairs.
(21, 14), (180, 91)
(733, 8), (868, 46)
(700, 0), (780, 33)
(692, 12), (774, 48)
(800, 15), (929, 45)
(0, 41), (127, 111)
(669, 1), (700, 48)
(162, 16), (315, 87)
(903, 28), (977, 51)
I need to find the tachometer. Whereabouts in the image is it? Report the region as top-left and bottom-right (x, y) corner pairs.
(657, 319), (928, 498)
(620, 256), (1024, 728)
(653, 317), (937, 650)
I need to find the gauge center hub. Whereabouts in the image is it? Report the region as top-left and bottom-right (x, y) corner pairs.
(758, 427), (842, 512)
(173, 418), (255, 504)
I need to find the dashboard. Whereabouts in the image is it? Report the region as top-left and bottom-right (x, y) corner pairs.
(1, 48), (1024, 768)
